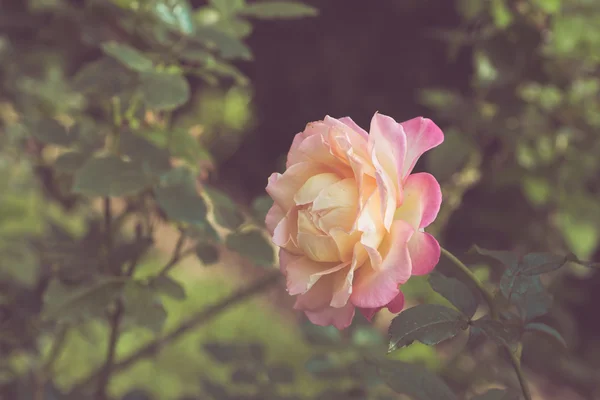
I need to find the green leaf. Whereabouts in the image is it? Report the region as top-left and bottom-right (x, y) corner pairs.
(471, 388), (521, 400)
(388, 304), (469, 352)
(533, 0), (561, 14)
(119, 132), (172, 176)
(154, 167), (208, 224)
(225, 229), (274, 267)
(150, 275), (186, 300)
(101, 41), (153, 72)
(204, 186), (244, 230)
(108, 238), (154, 271)
(565, 253), (600, 269)
(202, 342), (264, 364)
(428, 272), (479, 318)
(512, 276), (553, 321)
(123, 281), (167, 333)
(491, 0), (513, 28)
(195, 243), (220, 265)
(524, 322), (566, 347)
(29, 118), (74, 146)
(140, 71), (190, 111)
(73, 57), (137, 98)
(520, 252), (568, 275)
(43, 278), (126, 321)
(209, 0), (245, 15)
(470, 245), (519, 269)
(252, 195), (273, 223)
(240, 2), (318, 19)
(152, 0), (195, 35)
(267, 364), (295, 384)
(0, 241), (39, 286)
(470, 318), (520, 350)
(194, 27), (252, 60)
(73, 155), (153, 197)
(54, 151), (89, 173)
(377, 359), (458, 400)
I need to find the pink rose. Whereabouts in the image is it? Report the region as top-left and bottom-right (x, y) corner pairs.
(265, 113), (444, 329)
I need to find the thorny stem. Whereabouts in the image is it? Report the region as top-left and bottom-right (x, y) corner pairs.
(441, 247), (532, 400)
(69, 271), (282, 395)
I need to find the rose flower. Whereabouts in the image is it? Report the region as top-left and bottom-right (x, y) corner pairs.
(266, 113), (444, 329)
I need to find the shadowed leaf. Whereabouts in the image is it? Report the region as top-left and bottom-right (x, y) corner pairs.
(225, 229), (274, 267)
(388, 304), (468, 352)
(155, 167), (208, 225)
(377, 359), (458, 400)
(471, 388), (521, 400)
(101, 41), (153, 72)
(240, 2), (318, 19)
(429, 272), (479, 318)
(195, 243), (219, 265)
(140, 71), (190, 111)
(524, 322), (567, 347)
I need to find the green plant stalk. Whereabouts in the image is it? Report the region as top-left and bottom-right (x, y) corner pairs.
(440, 247), (532, 400)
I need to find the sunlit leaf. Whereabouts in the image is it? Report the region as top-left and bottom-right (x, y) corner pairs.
(194, 26), (252, 60)
(73, 155), (153, 197)
(240, 2), (318, 19)
(491, 0), (513, 28)
(377, 359), (458, 400)
(225, 229), (274, 267)
(154, 167), (208, 224)
(428, 272), (479, 318)
(123, 281), (167, 333)
(140, 71), (190, 111)
(120, 131), (172, 176)
(101, 41), (153, 72)
(524, 322), (566, 347)
(43, 278), (126, 321)
(151, 275), (186, 300)
(388, 304), (469, 352)
(204, 186), (244, 230)
(152, 0), (195, 35)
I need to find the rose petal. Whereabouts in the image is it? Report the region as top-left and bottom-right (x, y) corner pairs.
(287, 121), (329, 167)
(408, 231), (441, 276)
(369, 112), (407, 199)
(286, 256), (345, 295)
(304, 302), (355, 330)
(401, 117), (444, 179)
(358, 290), (405, 322)
(279, 248), (298, 276)
(294, 173), (341, 206)
(338, 116), (369, 139)
(350, 220), (413, 309)
(265, 203), (284, 236)
(272, 207), (300, 253)
(393, 172), (442, 229)
(371, 147), (397, 231)
(266, 162), (330, 212)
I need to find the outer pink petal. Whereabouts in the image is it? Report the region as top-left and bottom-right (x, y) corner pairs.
(369, 113), (407, 198)
(408, 231), (441, 276)
(338, 116), (369, 139)
(265, 204), (284, 235)
(350, 220), (413, 309)
(287, 121), (329, 167)
(304, 302), (355, 330)
(401, 117), (444, 179)
(404, 172), (443, 229)
(272, 207), (300, 253)
(279, 248), (298, 276)
(359, 291), (405, 322)
(266, 162), (328, 211)
(371, 148), (397, 231)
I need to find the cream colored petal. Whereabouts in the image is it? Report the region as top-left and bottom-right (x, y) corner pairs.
(294, 172), (341, 206)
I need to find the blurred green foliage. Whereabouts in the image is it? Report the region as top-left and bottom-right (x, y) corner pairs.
(1, 0), (600, 399)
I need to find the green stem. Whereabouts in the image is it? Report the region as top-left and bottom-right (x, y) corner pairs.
(440, 247), (498, 319)
(440, 247), (531, 400)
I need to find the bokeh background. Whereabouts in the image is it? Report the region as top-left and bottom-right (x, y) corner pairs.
(1, 0), (599, 399)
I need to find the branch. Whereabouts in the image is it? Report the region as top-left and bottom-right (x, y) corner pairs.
(70, 271), (282, 394)
(158, 229), (191, 276)
(94, 301), (123, 400)
(441, 247), (532, 400)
